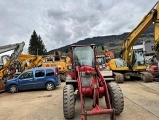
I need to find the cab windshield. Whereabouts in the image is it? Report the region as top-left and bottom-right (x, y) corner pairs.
(73, 46), (94, 66)
(114, 58), (127, 67)
(134, 51), (146, 66)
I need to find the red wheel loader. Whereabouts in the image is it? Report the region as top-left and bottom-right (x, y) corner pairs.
(63, 44), (124, 120)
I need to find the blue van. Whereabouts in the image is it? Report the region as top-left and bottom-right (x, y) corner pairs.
(5, 67), (61, 93)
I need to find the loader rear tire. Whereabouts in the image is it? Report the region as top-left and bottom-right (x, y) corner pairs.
(108, 82), (124, 115)
(63, 84), (75, 119)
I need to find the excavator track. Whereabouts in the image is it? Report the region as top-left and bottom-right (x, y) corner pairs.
(140, 72), (153, 82)
(113, 72), (124, 83)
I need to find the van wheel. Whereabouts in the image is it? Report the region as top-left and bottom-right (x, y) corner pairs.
(9, 85), (18, 93)
(46, 82), (55, 91)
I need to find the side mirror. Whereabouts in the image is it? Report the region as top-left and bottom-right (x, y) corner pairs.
(65, 49), (68, 53)
(67, 65), (72, 70)
(65, 47), (72, 53)
(102, 64), (106, 68)
(101, 45), (105, 50)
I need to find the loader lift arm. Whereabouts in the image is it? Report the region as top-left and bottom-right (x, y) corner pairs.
(121, 1), (159, 63)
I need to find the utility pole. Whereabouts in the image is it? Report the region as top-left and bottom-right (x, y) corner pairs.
(37, 49), (38, 55)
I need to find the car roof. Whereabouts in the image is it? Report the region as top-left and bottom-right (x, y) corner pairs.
(26, 67), (56, 72)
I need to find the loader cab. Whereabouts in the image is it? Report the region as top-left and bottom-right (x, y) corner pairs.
(72, 45), (95, 67)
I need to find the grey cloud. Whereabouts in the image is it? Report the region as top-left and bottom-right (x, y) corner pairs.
(44, 0), (158, 50)
(0, 0), (157, 52)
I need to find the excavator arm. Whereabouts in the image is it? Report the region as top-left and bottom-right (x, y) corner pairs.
(4, 42), (25, 68)
(0, 41), (25, 79)
(122, 1), (159, 63)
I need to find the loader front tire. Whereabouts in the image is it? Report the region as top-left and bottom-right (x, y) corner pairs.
(108, 82), (124, 115)
(63, 84), (75, 119)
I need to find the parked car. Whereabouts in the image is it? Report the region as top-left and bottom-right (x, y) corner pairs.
(5, 67), (61, 93)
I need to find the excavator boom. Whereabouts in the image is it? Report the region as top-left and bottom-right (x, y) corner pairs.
(122, 1), (159, 62)
(0, 43), (23, 54)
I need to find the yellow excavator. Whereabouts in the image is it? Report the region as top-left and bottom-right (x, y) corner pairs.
(106, 0), (159, 82)
(0, 42), (25, 92)
(42, 51), (68, 82)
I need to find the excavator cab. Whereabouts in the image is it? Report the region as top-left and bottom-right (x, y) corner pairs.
(133, 50), (146, 66)
(54, 51), (61, 61)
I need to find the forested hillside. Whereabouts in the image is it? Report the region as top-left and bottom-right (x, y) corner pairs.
(48, 24), (154, 56)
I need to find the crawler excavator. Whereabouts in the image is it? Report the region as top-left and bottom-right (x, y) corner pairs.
(0, 42), (25, 92)
(105, 0), (159, 82)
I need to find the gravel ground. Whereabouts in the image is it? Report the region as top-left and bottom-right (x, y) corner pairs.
(0, 81), (159, 120)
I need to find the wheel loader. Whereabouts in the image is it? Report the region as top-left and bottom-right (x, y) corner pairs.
(63, 44), (124, 120)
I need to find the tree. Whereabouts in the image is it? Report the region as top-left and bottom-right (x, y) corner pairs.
(28, 30), (47, 55)
(37, 35), (47, 55)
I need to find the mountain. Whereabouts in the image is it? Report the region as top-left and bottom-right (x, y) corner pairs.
(48, 24), (154, 55)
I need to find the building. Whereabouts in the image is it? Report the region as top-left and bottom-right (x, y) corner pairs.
(133, 41), (154, 54)
(132, 41), (155, 64)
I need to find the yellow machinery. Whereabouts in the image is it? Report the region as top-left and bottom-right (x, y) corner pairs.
(107, 0), (159, 82)
(42, 51), (68, 82)
(61, 55), (71, 68)
(103, 50), (129, 83)
(0, 42), (25, 92)
(18, 54), (43, 72)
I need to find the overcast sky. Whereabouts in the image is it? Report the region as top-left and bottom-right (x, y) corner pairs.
(0, 0), (157, 53)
